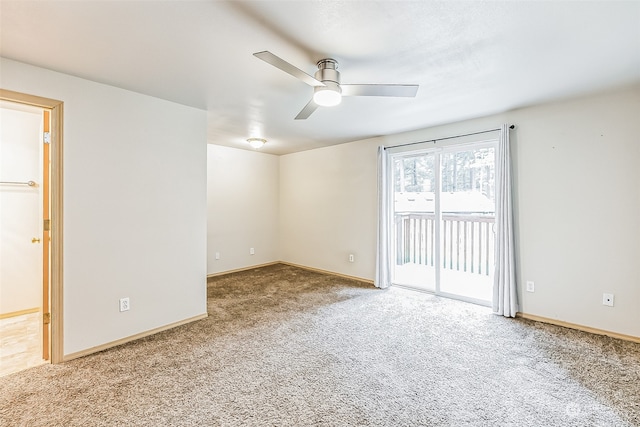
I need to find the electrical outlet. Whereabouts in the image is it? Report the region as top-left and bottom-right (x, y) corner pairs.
(215, 252), (220, 260)
(119, 297), (130, 312)
(526, 281), (535, 292)
(250, 248), (255, 255)
(348, 254), (355, 263)
(602, 293), (614, 307)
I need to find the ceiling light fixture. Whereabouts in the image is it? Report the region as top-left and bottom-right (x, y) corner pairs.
(247, 138), (266, 149)
(313, 82), (342, 107)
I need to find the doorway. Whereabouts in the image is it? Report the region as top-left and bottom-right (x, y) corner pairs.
(391, 142), (496, 305)
(0, 89), (63, 374)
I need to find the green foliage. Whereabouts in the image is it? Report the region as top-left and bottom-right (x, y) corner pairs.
(394, 147), (495, 200)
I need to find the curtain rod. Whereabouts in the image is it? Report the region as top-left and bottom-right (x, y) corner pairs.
(383, 124), (515, 150)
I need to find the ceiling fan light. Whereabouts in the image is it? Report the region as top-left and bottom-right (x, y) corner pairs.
(247, 138), (266, 149)
(313, 86), (342, 107)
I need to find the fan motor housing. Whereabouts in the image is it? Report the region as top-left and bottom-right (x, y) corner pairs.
(315, 59), (340, 84)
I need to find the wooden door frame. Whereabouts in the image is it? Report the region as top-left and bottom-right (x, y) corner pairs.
(1, 89), (64, 364)
(42, 109), (51, 361)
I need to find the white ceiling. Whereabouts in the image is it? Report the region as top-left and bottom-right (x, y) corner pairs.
(1, 1), (639, 155)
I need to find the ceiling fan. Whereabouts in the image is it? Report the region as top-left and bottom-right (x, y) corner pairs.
(253, 51), (419, 120)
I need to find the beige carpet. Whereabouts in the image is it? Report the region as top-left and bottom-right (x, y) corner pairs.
(1, 263), (639, 426)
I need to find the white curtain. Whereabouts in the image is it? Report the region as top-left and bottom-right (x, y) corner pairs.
(375, 145), (391, 289)
(493, 124), (518, 317)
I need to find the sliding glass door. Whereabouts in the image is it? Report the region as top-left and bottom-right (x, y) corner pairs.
(391, 142), (496, 305)
(392, 153), (437, 291)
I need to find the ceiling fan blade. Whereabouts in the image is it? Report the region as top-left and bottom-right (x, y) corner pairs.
(341, 84), (419, 97)
(253, 51), (325, 87)
(294, 98), (319, 120)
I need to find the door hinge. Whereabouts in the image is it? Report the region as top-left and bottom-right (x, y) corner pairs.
(43, 313), (51, 324)
(43, 132), (51, 144)
(44, 219), (51, 231)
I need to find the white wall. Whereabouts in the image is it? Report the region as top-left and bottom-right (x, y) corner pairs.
(279, 140), (378, 279)
(207, 145), (279, 275)
(1, 58), (208, 356)
(279, 85), (640, 338)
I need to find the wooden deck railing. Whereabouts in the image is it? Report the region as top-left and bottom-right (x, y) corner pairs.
(395, 212), (495, 275)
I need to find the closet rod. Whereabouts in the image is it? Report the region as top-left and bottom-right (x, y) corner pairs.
(0, 180), (36, 187)
(384, 124), (515, 150)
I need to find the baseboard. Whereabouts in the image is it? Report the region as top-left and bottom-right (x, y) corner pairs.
(278, 261), (375, 286)
(207, 261), (374, 286)
(0, 307), (40, 320)
(62, 313), (208, 362)
(207, 262), (280, 279)
(517, 312), (640, 344)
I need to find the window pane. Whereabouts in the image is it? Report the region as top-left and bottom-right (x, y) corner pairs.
(441, 147), (495, 214)
(392, 153), (436, 291)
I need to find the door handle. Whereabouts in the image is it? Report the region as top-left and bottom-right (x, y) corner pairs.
(32, 237), (41, 243)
